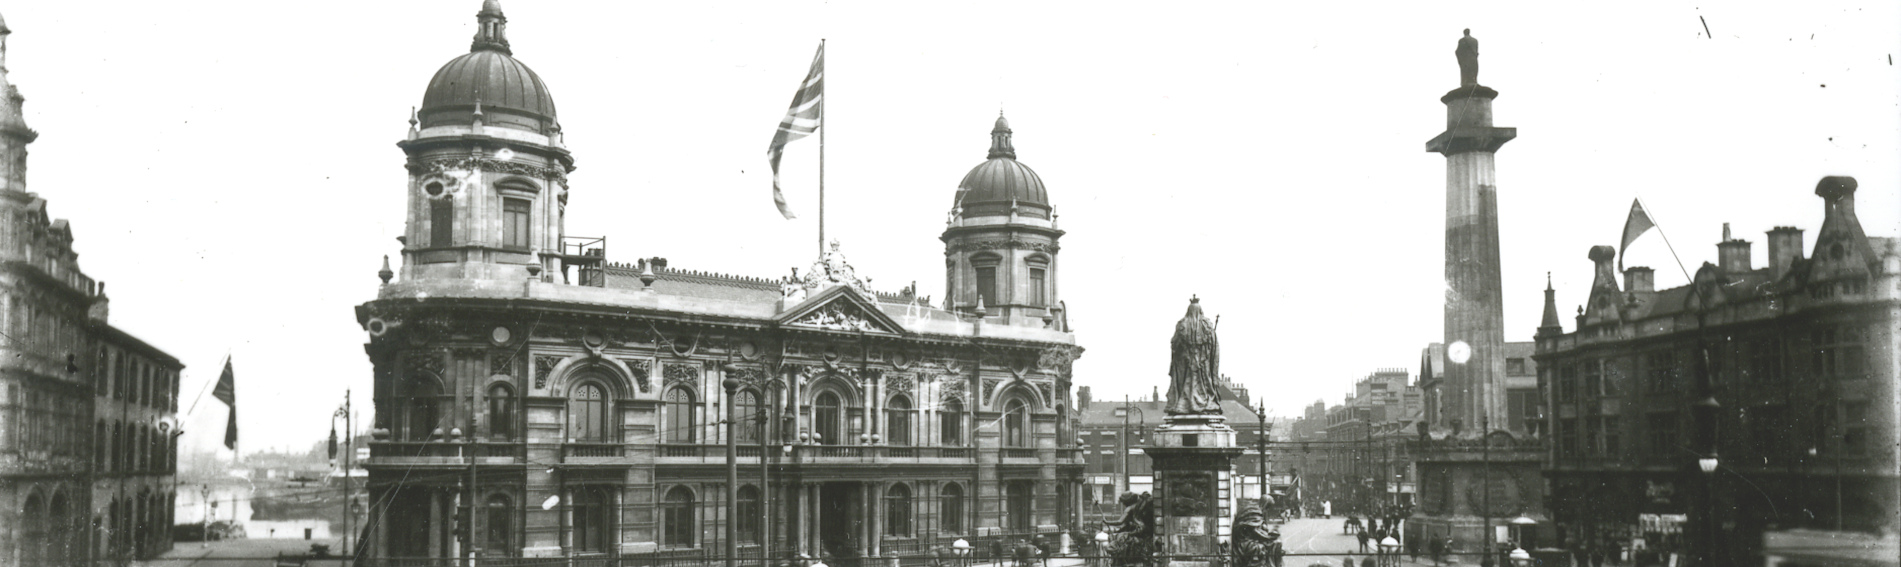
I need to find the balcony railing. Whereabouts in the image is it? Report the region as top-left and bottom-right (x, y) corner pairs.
(938, 447), (972, 459)
(1002, 448), (1038, 459)
(564, 443), (624, 459)
(661, 444), (703, 458)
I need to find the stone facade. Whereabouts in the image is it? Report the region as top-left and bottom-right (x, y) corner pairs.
(0, 15), (182, 566)
(355, 4), (1084, 562)
(1536, 177), (1899, 564)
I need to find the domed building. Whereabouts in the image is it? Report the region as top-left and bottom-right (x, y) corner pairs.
(941, 114), (1065, 326)
(357, 4), (1085, 563)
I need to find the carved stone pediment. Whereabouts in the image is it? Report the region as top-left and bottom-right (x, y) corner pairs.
(776, 285), (907, 336)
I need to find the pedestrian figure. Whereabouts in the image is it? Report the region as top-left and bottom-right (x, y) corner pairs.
(1356, 530), (1370, 553)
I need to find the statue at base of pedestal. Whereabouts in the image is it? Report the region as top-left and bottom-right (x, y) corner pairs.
(1103, 492), (1157, 567)
(1232, 504), (1285, 567)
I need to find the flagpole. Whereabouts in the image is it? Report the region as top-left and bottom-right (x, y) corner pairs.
(818, 38), (826, 256)
(1637, 197), (1693, 283)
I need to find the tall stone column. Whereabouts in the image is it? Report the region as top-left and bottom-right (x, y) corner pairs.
(1426, 30), (1515, 432)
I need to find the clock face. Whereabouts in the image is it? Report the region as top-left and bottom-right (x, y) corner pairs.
(1448, 341), (1472, 364)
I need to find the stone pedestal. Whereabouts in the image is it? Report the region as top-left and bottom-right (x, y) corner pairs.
(1144, 415), (1244, 567)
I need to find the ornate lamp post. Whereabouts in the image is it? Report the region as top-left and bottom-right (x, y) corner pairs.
(954, 538), (972, 567)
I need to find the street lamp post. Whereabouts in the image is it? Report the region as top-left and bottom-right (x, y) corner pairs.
(1120, 398), (1144, 496)
(724, 375), (743, 567)
(1480, 416), (1492, 567)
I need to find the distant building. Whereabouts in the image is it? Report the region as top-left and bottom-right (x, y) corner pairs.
(0, 14), (183, 566)
(1536, 177), (1898, 563)
(355, 4), (1083, 562)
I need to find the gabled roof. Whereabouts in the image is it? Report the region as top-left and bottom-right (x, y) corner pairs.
(773, 284), (908, 336)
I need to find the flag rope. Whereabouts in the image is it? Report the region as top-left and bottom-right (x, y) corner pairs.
(1636, 196), (1693, 283)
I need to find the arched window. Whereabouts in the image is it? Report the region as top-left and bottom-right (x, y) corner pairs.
(22, 492), (44, 565)
(94, 421), (106, 471)
(662, 486), (695, 547)
(736, 485), (761, 544)
(487, 384), (516, 441)
(1004, 399), (1028, 448)
(734, 390), (761, 443)
(485, 494), (514, 557)
(884, 483), (912, 537)
(408, 379), (441, 441)
(940, 398), (963, 446)
(939, 483), (964, 535)
(569, 383), (609, 443)
(571, 486), (612, 553)
(665, 388), (696, 444)
(885, 395), (912, 446)
(48, 492), (70, 561)
(815, 392), (842, 445)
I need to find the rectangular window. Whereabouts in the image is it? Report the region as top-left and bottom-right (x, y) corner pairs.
(1647, 351), (1678, 392)
(1558, 418), (1577, 456)
(1558, 365), (1578, 402)
(1603, 416), (1620, 456)
(502, 199), (531, 250)
(1843, 401), (1870, 454)
(1583, 417), (1601, 456)
(1028, 268), (1046, 306)
(1748, 406), (1786, 459)
(1506, 358), (1527, 376)
(975, 266), (997, 307)
(430, 199), (454, 247)
(1749, 337), (1783, 383)
(1647, 413), (1678, 458)
(1582, 360), (1602, 399)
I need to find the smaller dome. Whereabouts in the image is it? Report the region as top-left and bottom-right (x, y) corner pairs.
(954, 113), (1050, 218)
(415, 1), (557, 132)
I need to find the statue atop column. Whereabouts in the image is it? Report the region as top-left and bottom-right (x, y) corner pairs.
(1456, 29), (1480, 86)
(1165, 296), (1222, 416)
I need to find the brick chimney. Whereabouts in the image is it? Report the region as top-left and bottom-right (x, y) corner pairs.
(1766, 226), (1804, 280)
(1623, 266), (1655, 293)
(1077, 386), (1092, 411)
(1717, 223), (1753, 273)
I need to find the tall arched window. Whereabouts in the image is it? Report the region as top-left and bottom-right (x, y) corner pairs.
(885, 396), (912, 446)
(815, 392), (842, 445)
(571, 486), (612, 553)
(484, 494), (514, 557)
(408, 380), (441, 441)
(48, 492), (69, 562)
(569, 383), (609, 443)
(487, 384), (516, 441)
(662, 486), (695, 547)
(939, 483), (964, 535)
(1004, 399), (1028, 448)
(734, 390), (761, 443)
(736, 485), (761, 544)
(429, 196), (454, 247)
(21, 492), (44, 565)
(665, 388), (696, 444)
(940, 398), (963, 446)
(884, 483), (912, 537)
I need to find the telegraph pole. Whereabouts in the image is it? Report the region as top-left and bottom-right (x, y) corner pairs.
(1256, 399), (1269, 507)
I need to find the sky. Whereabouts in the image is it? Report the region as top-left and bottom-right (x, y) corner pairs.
(2, 2), (1894, 458)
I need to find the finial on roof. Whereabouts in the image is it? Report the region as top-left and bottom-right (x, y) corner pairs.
(988, 112), (1016, 160)
(471, 0), (513, 55)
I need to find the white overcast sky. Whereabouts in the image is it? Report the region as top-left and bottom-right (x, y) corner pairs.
(4, 2), (1894, 457)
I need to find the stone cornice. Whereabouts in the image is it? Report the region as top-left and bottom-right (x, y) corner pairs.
(405, 156), (571, 182)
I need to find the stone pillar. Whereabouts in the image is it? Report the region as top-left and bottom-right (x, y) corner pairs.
(428, 489), (444, 558)
(1425, 80), (1515, 431)
(1145, 415), (1243, 567)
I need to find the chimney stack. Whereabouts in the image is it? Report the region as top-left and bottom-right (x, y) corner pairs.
(1717, 223), (1753, 273)
(1766, 226), (1804, 280)
(1816, 176), (1857, 217)
(1623, 266), (1655, 293)
(1077, 386), (1092, 411)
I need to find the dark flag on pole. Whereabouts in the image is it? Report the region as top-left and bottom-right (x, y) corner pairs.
(1619, 199), (1656, 272)
(213, 358), (237, 450)
(767, 42), (824, 220)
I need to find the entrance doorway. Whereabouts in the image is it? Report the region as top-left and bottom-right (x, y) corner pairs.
(820, 482), (861, 559)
